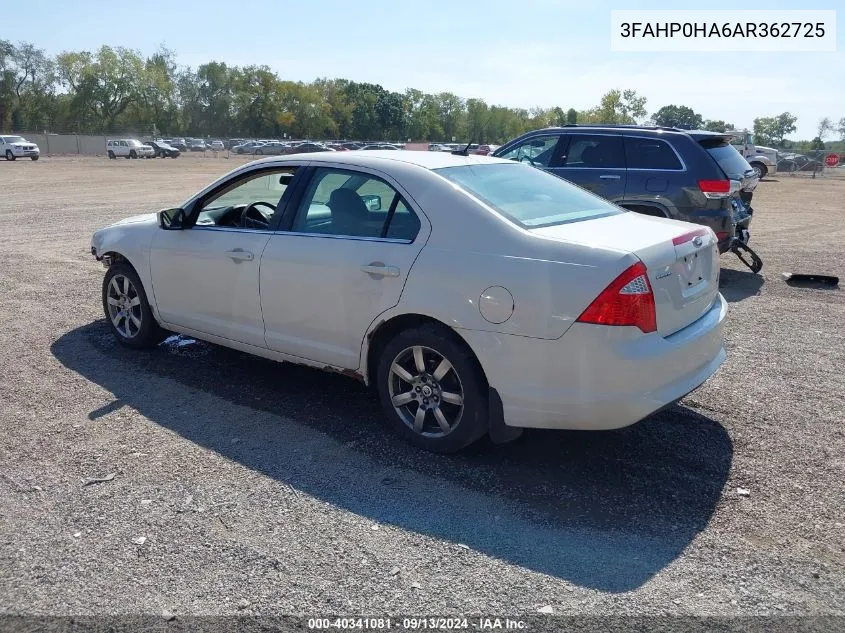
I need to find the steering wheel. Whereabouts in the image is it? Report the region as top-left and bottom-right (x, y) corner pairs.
(519, 154), (537, 166)
(241, 201), (275, 229)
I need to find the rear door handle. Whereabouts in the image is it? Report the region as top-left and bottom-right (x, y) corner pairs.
(599, 174), (621, 180)
(226, 249), (254, 261)
(360, 263), (400, 277)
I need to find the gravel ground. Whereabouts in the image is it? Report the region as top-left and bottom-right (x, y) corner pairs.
(0, 157), (843, 619)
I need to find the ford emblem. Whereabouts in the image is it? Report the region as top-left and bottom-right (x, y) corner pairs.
(693, 235), (704, 247)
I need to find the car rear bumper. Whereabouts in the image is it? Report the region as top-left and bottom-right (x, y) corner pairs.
(460, 293), (727, 430)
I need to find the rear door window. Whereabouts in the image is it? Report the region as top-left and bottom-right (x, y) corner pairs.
(561, 135), (625, 168)
(624, 137), (682, 170)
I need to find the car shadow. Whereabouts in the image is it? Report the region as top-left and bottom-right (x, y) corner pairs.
(51, 322), (733, 593)
(719, 266), (764, 302)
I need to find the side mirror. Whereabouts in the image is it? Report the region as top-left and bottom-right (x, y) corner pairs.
(361, 194), (382, 211)
(159, 207), (186, 230)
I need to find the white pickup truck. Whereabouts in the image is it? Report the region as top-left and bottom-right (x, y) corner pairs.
(106, 139), (155, 159)
(0, 135), (40, 161)
(728, 130), (778, 179)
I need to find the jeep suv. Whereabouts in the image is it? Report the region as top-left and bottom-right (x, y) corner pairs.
(493, 125), (757, 253)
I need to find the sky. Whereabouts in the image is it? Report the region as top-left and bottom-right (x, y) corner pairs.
(5, 0), (843, 139)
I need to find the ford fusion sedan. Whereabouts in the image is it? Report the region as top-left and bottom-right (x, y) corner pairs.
(90, 151), (727, 452)
(1, 135), (40, 161)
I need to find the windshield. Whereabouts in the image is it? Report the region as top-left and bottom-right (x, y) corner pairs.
(3, 136), (26, 144)
(435, 163), (622, 229)
(702, 142), (752, 179)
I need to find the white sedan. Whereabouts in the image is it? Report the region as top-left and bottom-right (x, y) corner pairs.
(91, 151), (727, 452)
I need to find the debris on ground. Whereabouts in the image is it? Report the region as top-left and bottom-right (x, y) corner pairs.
(81, 473), (115, 487)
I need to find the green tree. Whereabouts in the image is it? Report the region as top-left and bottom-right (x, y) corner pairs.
(651, 104), (703, 129)
(702, 119), (731, 133)
(566, 108), (577, 124)
(817, 117), (833, 140)
(582, 89), (647, 124)
(753, 112), (797, 147)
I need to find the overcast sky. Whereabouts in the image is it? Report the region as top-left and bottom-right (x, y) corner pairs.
(6, 0), (842, 139)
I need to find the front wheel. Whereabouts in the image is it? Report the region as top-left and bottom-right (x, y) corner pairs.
(751, 162), (767, 179)
(30, 155), (38, 161)
(102, 263), (167, 349)
(376, 324), (488, 453)
(5, 150), (15, 161)
(129, 150), (137, 159)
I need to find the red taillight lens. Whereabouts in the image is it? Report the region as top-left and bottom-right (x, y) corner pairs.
(576, 261), (657, 333)
(698, 179), (731, 199)
(715, 231), (730, 242)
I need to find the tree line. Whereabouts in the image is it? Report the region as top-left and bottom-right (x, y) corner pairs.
(2, 40), (843, 149)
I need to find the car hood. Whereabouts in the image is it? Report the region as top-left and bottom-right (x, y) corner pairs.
(107, 212), (158, 228)
(11, 142), (37, 147)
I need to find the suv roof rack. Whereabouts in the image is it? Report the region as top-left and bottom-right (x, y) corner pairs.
(543, 124), (683, 132)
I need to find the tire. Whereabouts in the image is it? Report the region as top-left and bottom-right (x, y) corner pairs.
(102, 262), (167, 349)
(108, 150), (116, 159)
(751, 162), (767, 179)
(5, 150), (15, 161)
(130, 150), (137, 159)
(256, 149), (263, 155)
(30, 156), (38, 161)
(376, 323), (488, 453)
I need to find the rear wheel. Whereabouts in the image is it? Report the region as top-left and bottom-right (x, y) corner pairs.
(108, 150), (116, 159)
(102, 263), (167, 349)
(5, 150), (15, 161)
(376, 324), (488, 453)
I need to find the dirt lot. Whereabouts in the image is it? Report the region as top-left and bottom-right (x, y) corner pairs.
(0, 156), (843, 619)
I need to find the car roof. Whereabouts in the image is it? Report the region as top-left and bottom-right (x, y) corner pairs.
(251, 149), (513, 170)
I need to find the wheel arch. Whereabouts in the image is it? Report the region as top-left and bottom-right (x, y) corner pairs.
(362, 312), (489, 390)
(618, 202), (671, 218)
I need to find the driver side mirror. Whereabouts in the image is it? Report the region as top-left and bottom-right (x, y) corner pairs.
(159, 207), (186, 230)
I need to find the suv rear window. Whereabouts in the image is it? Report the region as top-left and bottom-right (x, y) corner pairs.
(624, 137), (682, 170)
(700, 139), (751, 179)
(435, 163), (622, 229)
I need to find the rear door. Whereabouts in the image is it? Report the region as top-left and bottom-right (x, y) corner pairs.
(548, 133), (627, 202)
(622, 135), (685, 202)
(260, 166), (429, 369)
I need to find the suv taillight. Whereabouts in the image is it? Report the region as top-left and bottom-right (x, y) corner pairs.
(576, 261), (657, 333)
(698, 179), (731, 199)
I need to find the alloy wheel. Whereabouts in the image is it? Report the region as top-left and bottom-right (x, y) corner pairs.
(106, 274), (143, 338)
(388, 345), (464, 437)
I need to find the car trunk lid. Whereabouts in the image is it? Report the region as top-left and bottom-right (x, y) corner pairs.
(532, 212), (720, 337)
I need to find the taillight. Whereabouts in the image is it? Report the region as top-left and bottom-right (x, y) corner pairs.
(576, 261), (657, 333)
(715, 231), (730, 242)
(698, 179), (731, 199)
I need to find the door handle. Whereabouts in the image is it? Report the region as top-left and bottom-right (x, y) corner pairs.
(599, 174), (621, 180)
(360, 263), (400, 278)
(226, 249), (254, 261)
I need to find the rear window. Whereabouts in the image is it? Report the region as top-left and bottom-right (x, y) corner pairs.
(700, 140), (752, 179)
(435, 163), (622, 229)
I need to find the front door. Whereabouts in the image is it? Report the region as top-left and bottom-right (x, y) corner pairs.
(149, 167), (294, 346)
(260, 166), (428, 369)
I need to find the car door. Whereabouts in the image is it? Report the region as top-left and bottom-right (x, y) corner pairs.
(260, 165), (429, 369)
(548, 133), (627, 202)
(149, 165), (297, 347)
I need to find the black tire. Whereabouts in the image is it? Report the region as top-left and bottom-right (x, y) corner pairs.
(751, 162), (767, 179)
(376, 323), (488, 453)
(30, 155), (38, 161)
(5, 150), (15, 161)
(102, 262), (167, 349)
(108, 150), (116, 159)
(130, 150), (137, 159)
(124, 155), (131, 159)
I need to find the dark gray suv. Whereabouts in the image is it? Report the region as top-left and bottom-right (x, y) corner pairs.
(493, 125), (758, 254)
